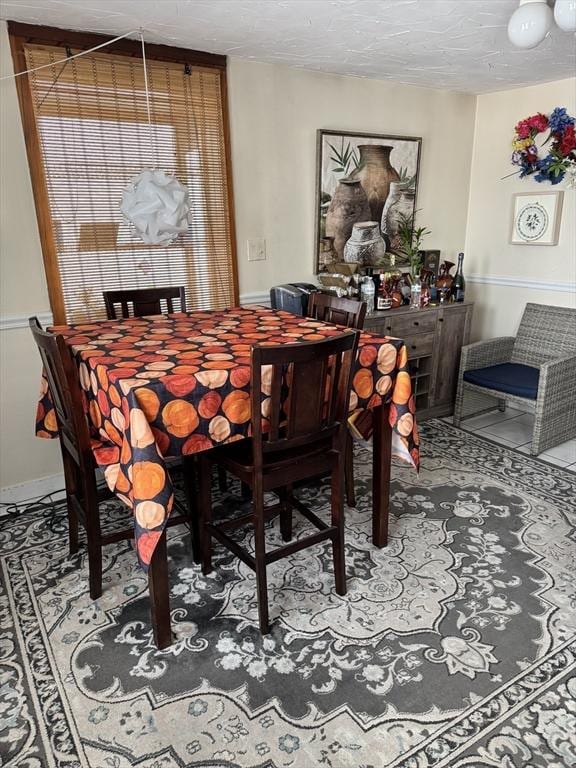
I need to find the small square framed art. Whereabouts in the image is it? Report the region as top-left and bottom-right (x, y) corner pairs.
(510, 191), (564, 246)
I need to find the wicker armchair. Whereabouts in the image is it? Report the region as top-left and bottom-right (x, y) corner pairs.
(453, 303), (576, 455)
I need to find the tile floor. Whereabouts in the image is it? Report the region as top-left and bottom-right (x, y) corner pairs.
(447, 408), (576, 472)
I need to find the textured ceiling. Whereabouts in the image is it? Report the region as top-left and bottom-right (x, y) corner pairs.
(1, 0), (575, 93)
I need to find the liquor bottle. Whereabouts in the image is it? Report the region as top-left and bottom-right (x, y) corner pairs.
(376, 274), (388, 310)
(453, 252), (465, 302)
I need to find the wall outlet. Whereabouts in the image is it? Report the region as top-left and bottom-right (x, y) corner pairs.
(247, 238), (266, 261)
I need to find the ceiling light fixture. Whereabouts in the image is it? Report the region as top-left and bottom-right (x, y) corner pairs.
(508, 0), (553, 49)
(508, 0), (576, 48)
(553, 0), (576, 31)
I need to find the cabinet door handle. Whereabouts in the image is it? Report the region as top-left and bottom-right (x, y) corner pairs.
(386, 326), (392, 332)
(411, 344), (417, 350)
(414, 321), (419, 326)
(439, 318), (444, 323)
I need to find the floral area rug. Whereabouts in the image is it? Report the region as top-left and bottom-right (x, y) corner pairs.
(1, 420), (575, 768)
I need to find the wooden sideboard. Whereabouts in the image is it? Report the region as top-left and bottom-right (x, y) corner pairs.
(364, 301), (473, 419)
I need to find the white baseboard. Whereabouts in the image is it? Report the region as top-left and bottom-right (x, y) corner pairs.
(0, 473), (65, 507)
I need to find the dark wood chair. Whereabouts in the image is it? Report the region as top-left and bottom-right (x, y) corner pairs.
(103, 286), (186, 319)
(197, 331), (360, 634)
(103, 285), (205, 510)
(30, 317), (193, 649)
(307, 292), (366, 508)
(307, 292), (367, 330)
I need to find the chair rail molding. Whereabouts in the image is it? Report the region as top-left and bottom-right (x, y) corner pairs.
(0, 311), (53, 331)
(239, 291), (271, 306)
(467, 274), (576, 293)
(0, 296), (271, 331)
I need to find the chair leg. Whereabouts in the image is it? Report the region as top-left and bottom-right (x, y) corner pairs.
(87, 535), (103, 601)
(453, 381), (464, 427)
(331, 458), (347, 597)
(253, 487), (270, 634)
(217, 466), (228, 493)
(66, 497), (79, 556)
(148, 529), (172, 650)
(84, 490), (103, 600)
(198, 456), (213, 575)
(61, 451), (79, 555)
(182, 456), (201, 564)
(278, 486), (292, 542)
(498, 399), (506, 412)
(344, 433), (356, 508)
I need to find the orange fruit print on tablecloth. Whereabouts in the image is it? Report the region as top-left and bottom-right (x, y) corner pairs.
(35, 306), (420, 570)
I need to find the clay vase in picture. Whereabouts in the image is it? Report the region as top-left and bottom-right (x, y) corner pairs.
(350, 144), (401, 224)
(325, 179), (371, 260)
(343, 221), (387, 266)
(382, 186), (416, 251)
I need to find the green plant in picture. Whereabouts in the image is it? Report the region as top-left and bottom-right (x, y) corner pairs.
(397, 165), (417, 191)
(396, 210), (431, 277)
(327, 138), (362, 177)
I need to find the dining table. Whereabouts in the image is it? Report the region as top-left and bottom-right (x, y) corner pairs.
(36, 305), (420, 645)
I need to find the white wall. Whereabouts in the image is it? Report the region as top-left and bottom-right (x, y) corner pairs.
(228, 58), (476, 296)
(465, 78), (576, 340)
(0, 23), (62, 490)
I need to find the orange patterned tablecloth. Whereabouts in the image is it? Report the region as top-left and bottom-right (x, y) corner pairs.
(36, 306), (419, 569)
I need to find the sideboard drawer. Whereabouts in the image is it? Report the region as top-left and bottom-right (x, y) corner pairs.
(386, 311), (438, 338)
(404, 332), (435, 359)
(365, 310), (438, 339)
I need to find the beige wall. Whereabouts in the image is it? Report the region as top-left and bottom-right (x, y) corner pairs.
(228, 57), (476, 294)
(0, 23), (62, 489)
(465, 78), (576, 341)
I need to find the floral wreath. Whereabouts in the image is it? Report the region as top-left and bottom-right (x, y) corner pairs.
(511, 107), (576, 187)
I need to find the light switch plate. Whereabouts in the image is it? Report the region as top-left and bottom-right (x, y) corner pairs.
(247, 238), (266, 261)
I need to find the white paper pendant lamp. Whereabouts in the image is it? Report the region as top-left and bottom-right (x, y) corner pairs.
(120, 33), (191, 247)
(121, 169), (191, 246)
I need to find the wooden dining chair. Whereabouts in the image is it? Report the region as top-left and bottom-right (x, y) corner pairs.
(29, 317), (193, 649)
(197, 331), (360, 634)
(103, 286), (186, 319)
(307, 292), (366, 508)
(307, 292), (367, 330)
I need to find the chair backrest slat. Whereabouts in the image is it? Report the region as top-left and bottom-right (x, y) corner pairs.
(251, 332), (359, 464)
(512, 303), (576, 367)
(103, 286), (186, 320)
(307, 293), (366, 330)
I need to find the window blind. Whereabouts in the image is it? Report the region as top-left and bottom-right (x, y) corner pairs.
(16, 35), (237, 324)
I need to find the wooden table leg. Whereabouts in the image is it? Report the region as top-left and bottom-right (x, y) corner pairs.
(372, 403), (392, 548)
(148, 529), (172, 650)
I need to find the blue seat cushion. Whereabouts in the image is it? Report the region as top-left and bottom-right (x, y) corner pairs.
(463, 363), (539, 400)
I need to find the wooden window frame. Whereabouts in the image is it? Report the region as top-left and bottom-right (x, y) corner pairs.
(8, 21), (239, 324)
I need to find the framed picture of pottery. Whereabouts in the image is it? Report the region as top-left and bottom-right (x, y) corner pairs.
(314, 129), (422, 273)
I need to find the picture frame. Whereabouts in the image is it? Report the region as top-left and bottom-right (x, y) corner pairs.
(510, 191), (564, 246)
(314, 129), (422, 273)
